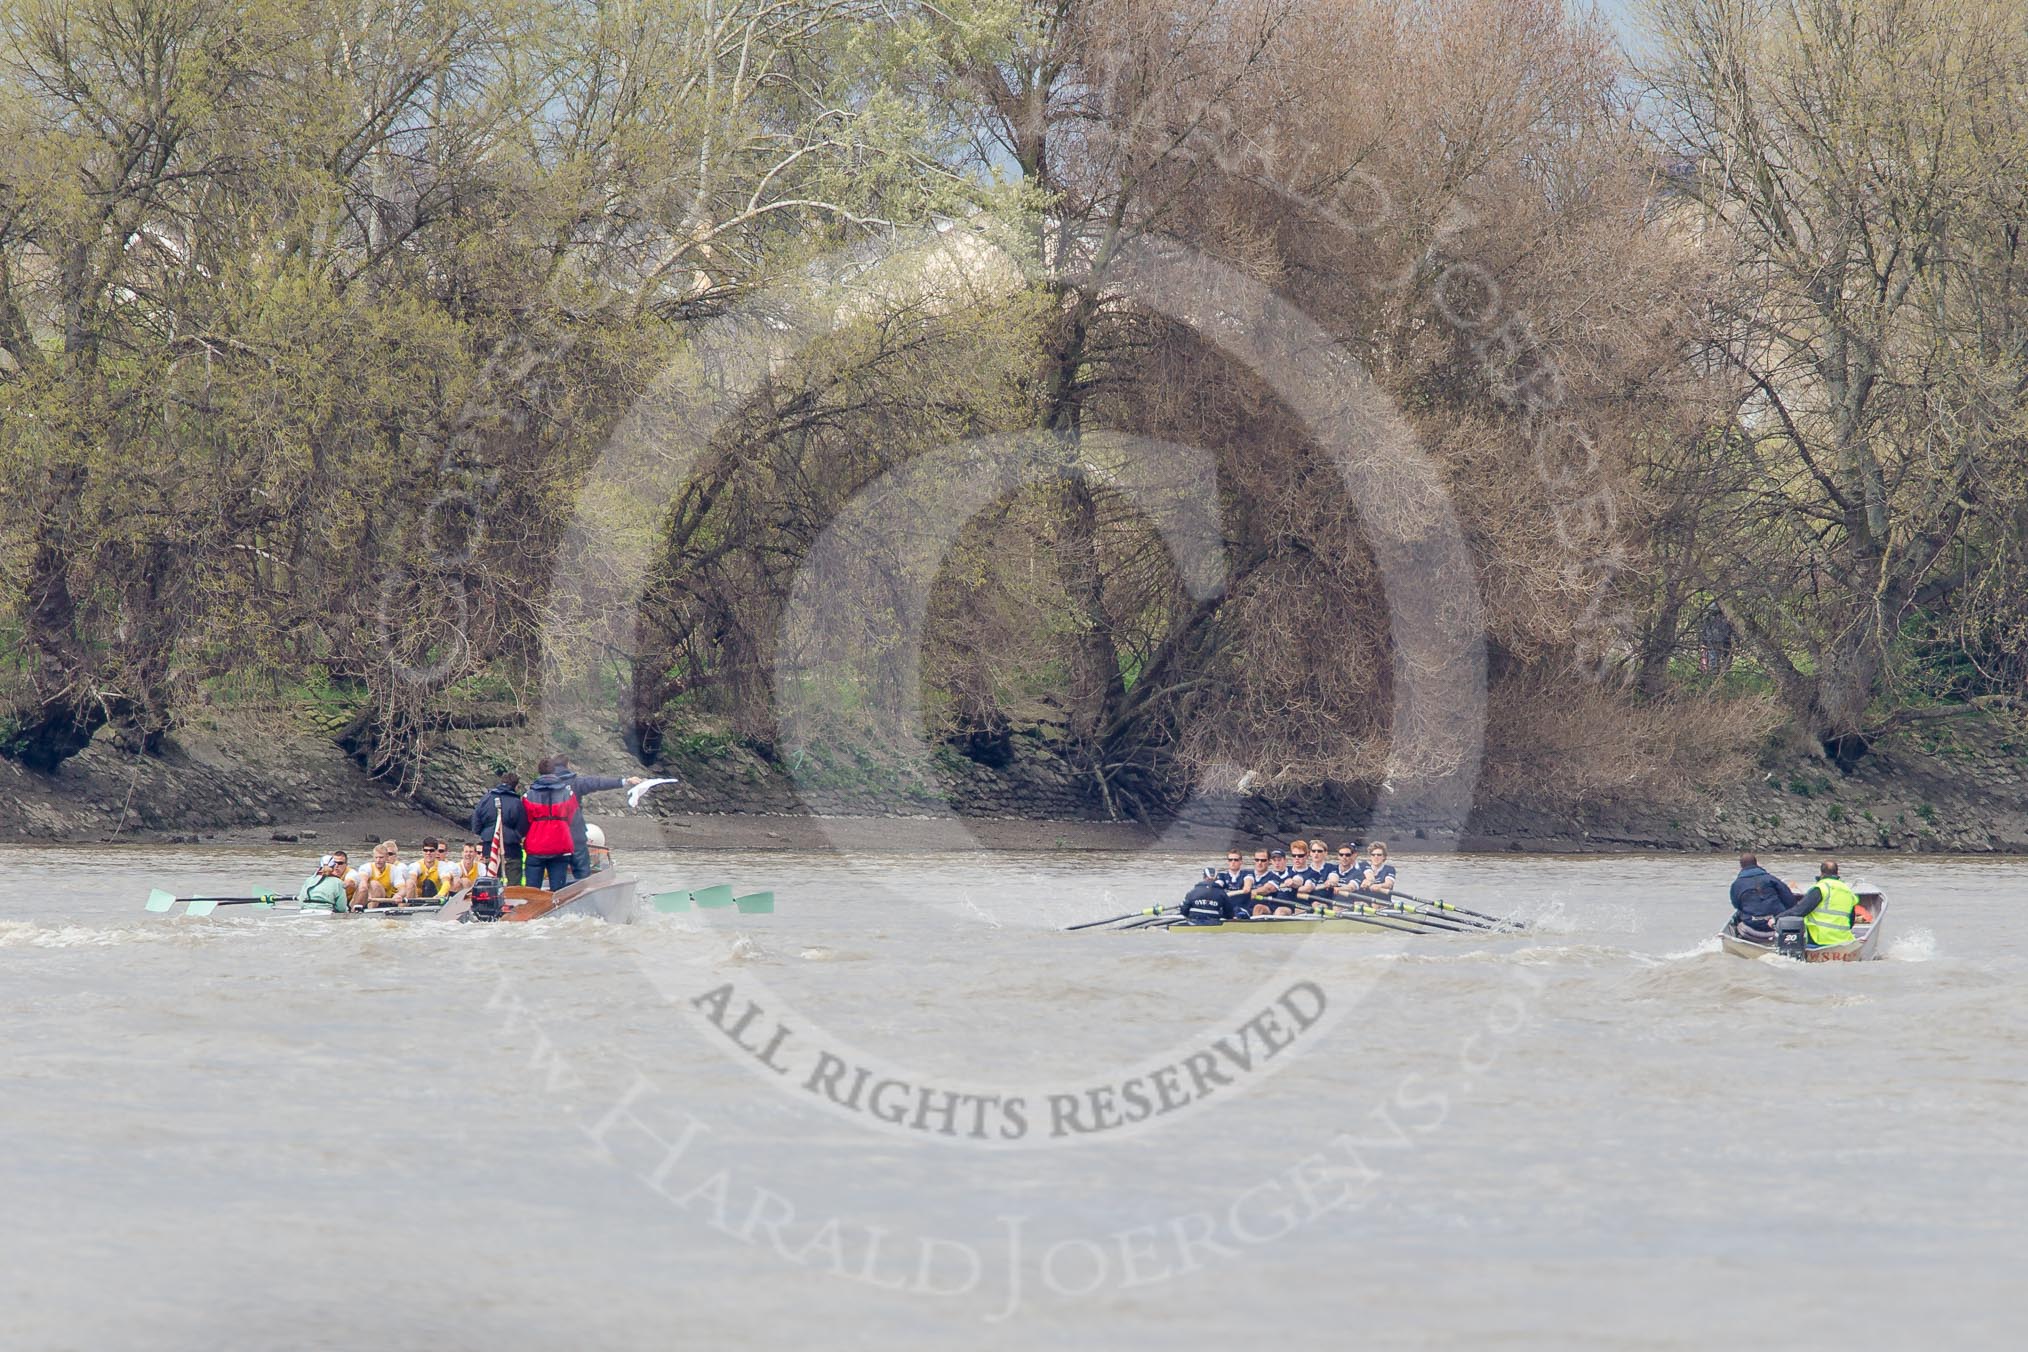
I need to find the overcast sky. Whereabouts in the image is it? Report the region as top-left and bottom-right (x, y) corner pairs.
(1586, 0), (1650, 50)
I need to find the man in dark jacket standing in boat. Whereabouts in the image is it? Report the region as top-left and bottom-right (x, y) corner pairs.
(470, 772), (528, 885)
(1728, 853), (1796, 939)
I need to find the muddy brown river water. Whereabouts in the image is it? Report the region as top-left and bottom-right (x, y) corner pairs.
(2, 844), (2020, 1349)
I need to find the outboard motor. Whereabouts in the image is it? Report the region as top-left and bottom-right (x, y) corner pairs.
(1774, 914), (1808, 956)
(467, 875), (507, 923)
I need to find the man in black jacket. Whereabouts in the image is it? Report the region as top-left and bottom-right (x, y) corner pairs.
(1728, 853), (1796, 939)
(470, 773), (528, 885)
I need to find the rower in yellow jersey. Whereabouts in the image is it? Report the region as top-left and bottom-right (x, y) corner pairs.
(347, 841), (406, 909)
(400, 837), (458, 903)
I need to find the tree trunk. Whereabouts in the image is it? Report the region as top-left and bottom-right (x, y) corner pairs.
(1052, 470), (1124, 750)
(1635, 597), (1684, 698)
(1808, 630), (1880, 768)
(1, 525), (110, 771)
(627, 641), (669, 764)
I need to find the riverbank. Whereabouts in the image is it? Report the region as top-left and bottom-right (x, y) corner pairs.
(6, 698), (2026, 854)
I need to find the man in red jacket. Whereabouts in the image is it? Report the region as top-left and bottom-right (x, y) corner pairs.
(521, 755), (643, 889)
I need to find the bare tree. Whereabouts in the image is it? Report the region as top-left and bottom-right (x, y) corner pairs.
(1642, 0), (2028, 760)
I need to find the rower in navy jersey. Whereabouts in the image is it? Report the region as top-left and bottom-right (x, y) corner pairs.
(1297, 837), (1339, 905)
(1213, 850), (1258, 918)
(1247, 848), (1291, 916)
(1239, 847), (1272, 916)
(1358, 841), (1399, 897)
(1327, 843), (1365, 899)
(1252, 842), (1307, 916)
(1179, 849), (1259, 922)
(1281, 835), (1314, 908)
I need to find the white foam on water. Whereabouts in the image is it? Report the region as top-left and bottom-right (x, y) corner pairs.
(1885, 927), (1938, 962)
(0, 921), (134, 949)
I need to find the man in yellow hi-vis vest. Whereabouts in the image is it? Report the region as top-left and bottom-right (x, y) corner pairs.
(1779, 859), (1862, 948)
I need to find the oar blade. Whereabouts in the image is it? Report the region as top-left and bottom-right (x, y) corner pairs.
(184, 897), (219, 917)
(691, 885), (736, 909)
(733, 891), (775, 915)
(651, 890), (693, 913)
(145, 889), (178, 913)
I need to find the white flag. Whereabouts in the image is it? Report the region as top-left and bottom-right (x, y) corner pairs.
(627, 777), (682, 809)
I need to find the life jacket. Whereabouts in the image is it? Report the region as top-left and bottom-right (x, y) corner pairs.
(414, 860), (448, 898)
(1805, 877), (1860, 947)
(523, 787), (580, 856)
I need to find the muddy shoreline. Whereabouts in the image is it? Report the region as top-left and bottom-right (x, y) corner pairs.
(7, 702), (2027, 856)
